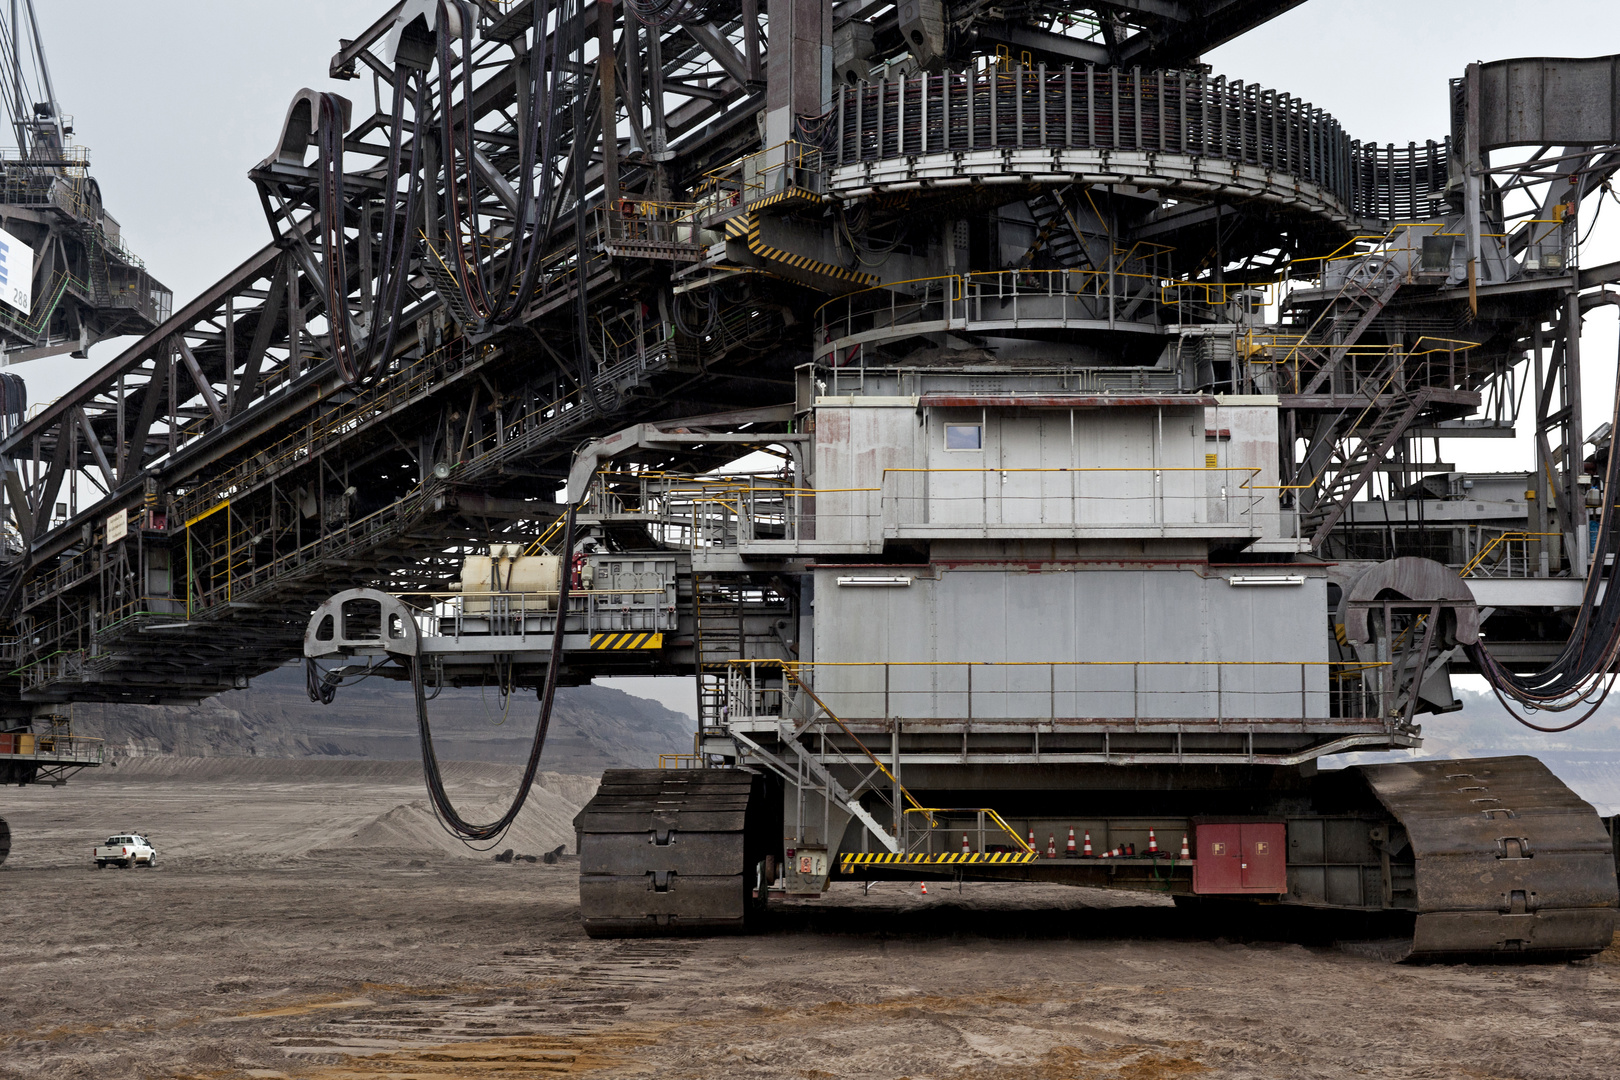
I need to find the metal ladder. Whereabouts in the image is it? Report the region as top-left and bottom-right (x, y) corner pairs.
(692, 574), (743, 735)
(1292, 250), (1408, 395)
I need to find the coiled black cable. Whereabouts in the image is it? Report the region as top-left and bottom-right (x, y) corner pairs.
(409, 506), (576, 843)
(1469, 323), (1620, 728)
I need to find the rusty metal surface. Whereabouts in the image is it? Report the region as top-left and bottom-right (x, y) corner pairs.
(576, 769), (758, 937)
(1359, 756), (1618, 958)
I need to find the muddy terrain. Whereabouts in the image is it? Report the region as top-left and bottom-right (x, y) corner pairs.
(2, 759), (1617, 1079)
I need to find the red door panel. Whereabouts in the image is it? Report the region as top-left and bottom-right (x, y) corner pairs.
(1192, 823), (1243, 893)
(1240, 823), (1287, 893)
(1192, 822), (1287, 894)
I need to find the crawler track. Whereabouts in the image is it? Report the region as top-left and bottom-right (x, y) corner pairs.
(1359, 756), (1619, 959)
(575, 769), (771, 937)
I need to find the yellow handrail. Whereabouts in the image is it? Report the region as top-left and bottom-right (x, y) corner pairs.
(902, 806), (1036, 855)
(1460, 531), (1562, 578)
(738, 658), (933, 828)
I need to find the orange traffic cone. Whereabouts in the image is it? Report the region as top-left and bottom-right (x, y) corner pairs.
(920, 881), (929, 895)
(1147, 829), (1159, 855)
(1027, 829), (1036, 854)
(1046, 833), (1057, 858)
(1082, 830), (1094, 857)
(1065, 828), (1078, 858)
(1179, 834), (1191, 859)
(962, 833), (971, 855)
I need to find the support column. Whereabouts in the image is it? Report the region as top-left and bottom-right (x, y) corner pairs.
(597, 0), (619, 207)
(764, 0), (831, 148)
(1566, 289), (1588, 577)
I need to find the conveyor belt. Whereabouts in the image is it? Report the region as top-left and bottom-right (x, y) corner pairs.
(1358, 756), (1618, 958)
(575, 769), (767, 937)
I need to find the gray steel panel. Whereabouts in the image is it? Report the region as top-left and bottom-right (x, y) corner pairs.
(1477, 56), (1620, 150)
(814, 566), (1327, 720)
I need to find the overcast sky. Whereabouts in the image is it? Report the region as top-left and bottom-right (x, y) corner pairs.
(11, 0), (1620, 716)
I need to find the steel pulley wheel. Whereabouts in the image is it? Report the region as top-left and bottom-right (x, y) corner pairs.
(1345, 254), (1399, 287)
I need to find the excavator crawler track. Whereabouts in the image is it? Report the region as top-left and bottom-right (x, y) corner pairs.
(575, 769), (769, 938)
(1358, 756), (1618, 960)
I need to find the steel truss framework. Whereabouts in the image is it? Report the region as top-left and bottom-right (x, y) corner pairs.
(0, 1), (1613, 712)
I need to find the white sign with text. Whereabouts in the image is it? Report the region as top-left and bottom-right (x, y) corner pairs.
(0, 225), (33, 315)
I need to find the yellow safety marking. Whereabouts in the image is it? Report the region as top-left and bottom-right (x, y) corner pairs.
(725, 214), (877, 287)
(750, 187), (827, 211)
(839, 851), (1038, 866)
(589, 632), (664, 650)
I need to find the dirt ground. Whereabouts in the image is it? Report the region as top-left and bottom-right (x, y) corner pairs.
(3, 760), (1619, 1080)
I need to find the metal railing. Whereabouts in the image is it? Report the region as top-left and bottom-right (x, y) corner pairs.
(586, 464), (1276, 550)
(701, 140), (825, 206)
(902, 806), (1035, 855)
(1460, 531), (1562, 579)
(725, 658), (1390, 723)
(880, 466), (1267, 533)
(831, 66), (1451, 223)
(0, 731), (104, 763)
(382, 587), (678, 642)
(595, 199), (706, 260)
(815, 266), (1171, 363)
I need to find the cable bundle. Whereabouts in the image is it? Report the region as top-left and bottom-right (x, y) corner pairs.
(433, 0), (566, 329)
(408, 506), (577, 844)
(316, 63), (429, 386)
(1470, 333), (1620, 731)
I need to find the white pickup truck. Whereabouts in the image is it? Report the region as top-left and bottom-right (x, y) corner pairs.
(94, 833), (156, 869)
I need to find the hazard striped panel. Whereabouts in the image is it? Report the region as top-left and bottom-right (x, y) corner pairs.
(590, 632), (664, 650)
(750, 187), (826, 212)
(840, 851), (1038, 867)
(724, 214), (877, 288)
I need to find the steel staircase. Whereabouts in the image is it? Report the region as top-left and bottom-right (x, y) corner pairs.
(1292, 251), (1408, 395)
(1301, 382), (1437, 547)
(1020, 186), (1093, 269)
(419, 238), (479, 328)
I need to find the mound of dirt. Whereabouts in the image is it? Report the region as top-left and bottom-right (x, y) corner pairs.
(326, 786), (585, 860)
(50, 756), (599, 865)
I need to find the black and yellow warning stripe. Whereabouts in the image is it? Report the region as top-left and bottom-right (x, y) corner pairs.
(840, 851), (1038, 867)
(750, 187), (826, 212)
(590, 632), (664, 650)
(724, 214), (877, 288)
